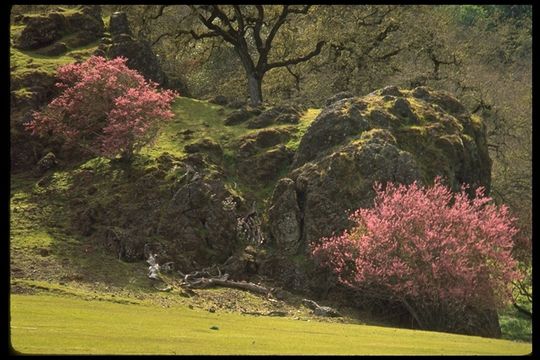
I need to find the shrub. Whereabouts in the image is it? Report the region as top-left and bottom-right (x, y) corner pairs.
(311, 178), (522, 331)
(25, 56), (177, 161)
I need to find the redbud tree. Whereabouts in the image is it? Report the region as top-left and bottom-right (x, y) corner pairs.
(25, 56), (177, 161)
(311, 178), (522, 330)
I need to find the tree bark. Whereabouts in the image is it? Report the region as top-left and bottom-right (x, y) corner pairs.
(247, 73), (263, 106)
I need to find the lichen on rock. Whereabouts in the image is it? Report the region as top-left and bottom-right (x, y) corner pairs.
(265, 86), (492, 294)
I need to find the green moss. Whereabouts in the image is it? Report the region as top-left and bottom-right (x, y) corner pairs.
(12, 87), (34, 99)
(141, 97), (252, 158)
(394, 126), (453, 184)
(285, 108), (321, 151)
(10, 20), (100, 84)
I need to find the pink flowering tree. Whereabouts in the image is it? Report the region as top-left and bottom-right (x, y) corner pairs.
(311, 178), (522, 332)
(25, 56), (177, 161)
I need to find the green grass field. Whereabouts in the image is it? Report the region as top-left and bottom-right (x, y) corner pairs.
(10, 294), (531, 355)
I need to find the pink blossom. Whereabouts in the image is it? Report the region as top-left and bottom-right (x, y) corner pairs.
(311, 178), (522, 313)
(25, 56), (178, 159)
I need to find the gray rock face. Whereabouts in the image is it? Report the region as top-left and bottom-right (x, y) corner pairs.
(291, 134), (422, 253)
(224, 108), (260, 126)
(35, 42), (68, 56)
(36, 152), (57, 174)
(108, 37), (166, 85)
(379, 85), (403, 97)
(14, 15), (64, 50)
(109, 11), (132, 36)
(184, 138), (223, 163)
(325, 91), (354, 106)
(71, 156), (240, 268)
(266, 86), (492, 293)
(106, 11), (167, 86)
(247, 105), (304, 129)
(237, 145), (294, 184)
(292, 97), (369, 168)
(267, 178), (302, 255)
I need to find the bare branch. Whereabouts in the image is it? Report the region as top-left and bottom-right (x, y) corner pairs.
(191, 5), (238, 45)
(252, 5), (265, 53)
(149, 5), (169, 19)
(233, 5), (245, 34)
(266, 41), (325, 71)
(372, 47), (403, 61)
(264, 5), (290, 51)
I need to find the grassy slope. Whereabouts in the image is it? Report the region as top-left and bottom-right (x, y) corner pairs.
(10, 294), (531, 355)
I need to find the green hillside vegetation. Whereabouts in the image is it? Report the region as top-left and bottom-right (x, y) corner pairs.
(10, 95), (531, 353)
(10, 5), (532, 355)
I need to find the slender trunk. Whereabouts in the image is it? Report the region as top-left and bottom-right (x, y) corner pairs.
(247, 73), (263, 106)
(401, 298), (425, 329)
(120, 143), (134, 163)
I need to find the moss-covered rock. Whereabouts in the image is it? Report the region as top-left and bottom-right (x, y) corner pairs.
(265, 86), (492, 293)
(66, 155), (243, 269)
(13, 6), (104, 51)
(247, 105), (304, 129)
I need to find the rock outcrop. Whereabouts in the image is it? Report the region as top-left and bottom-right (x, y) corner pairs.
(235, 128), (295, 184)
(70, 154), (242, 270)
(13, 6), (104, 51)
(100, 12), (167, 86)
(262, 86), (493, 337)
(247, 105), (305, 129)
(265, 86), (492, 288)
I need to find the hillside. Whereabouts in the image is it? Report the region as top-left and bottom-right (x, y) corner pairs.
(9, 5), (531, 355)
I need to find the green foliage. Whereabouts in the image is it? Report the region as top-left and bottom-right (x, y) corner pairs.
(448, 5), (488, 26)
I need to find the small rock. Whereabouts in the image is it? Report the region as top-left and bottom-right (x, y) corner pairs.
(210, 325), (219, 330)
(35, 41), (68, 56)
(36, 152), (57, 174)
(208, 307), (216, 313)
(209, 95), (228, 106)
(380, 85), (403, 97)
(325, 91), (354, 106)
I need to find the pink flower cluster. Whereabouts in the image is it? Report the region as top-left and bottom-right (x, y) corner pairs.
(311, 178), (522, 311)
(26, 56), (177, 158)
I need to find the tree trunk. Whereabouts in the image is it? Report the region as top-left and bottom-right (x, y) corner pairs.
(247, 73), (263, 106)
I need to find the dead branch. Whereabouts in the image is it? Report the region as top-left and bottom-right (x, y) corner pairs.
(179, 266), (273, 296)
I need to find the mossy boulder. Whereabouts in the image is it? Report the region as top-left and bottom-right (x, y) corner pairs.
(247, 105), (304, 129)
(236, 128), (295, 183)
(223, 107), (261, 126)
(324, 91), (354, 106)
(109, 12), (132, 36)
(266, 86), (491, 287)
(263, 86), (493, 336)
(13, 6), (104, 51)
(184, 138), (223, 163)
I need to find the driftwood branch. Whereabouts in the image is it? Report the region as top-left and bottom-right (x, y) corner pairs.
(241, 310), (287, 317)
(179, 266), (274, 296)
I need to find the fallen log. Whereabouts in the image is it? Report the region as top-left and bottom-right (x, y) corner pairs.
(241, 310), (288, 317)
(185, 277), (271, 295)
(178, 266), (274, 296)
